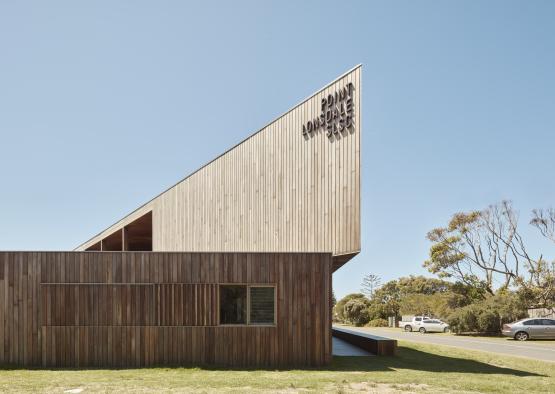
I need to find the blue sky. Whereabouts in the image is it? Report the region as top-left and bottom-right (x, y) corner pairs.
(1, 1), (554, 298)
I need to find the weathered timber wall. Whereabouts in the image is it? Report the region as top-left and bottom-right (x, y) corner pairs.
(0, 251), (331, 367)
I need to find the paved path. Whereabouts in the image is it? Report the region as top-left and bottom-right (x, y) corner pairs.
(332, 337), (373, 356)
(341, 326), (555, 363)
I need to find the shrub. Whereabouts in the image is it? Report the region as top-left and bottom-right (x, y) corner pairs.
(447, 291), (527, 334)
(448, 303), (497, 333)
(333, 293), (367, 323)
(476, 308), (499, 333)
(365, 318), (388, 327)
(344, 298), (371, 326)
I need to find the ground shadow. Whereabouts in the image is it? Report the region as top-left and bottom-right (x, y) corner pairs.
(2, 346), (545, 376)
(327, 346), (545, 376)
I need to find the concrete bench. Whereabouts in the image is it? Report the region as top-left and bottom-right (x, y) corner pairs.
(332, 326), (397, 356)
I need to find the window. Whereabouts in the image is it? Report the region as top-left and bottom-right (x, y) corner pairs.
(250, 286), (275, 325)
(540, 319), (555, 326)
(524, 319), (538, 325)
(219, 285), (276, 325)
(220, 285), (247, 324)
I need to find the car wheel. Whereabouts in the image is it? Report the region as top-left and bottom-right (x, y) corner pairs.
(419, 327), (426, 334)
(404, 325), (412, 332)
(443, 327), (450, 333)
(514, 331), (529, 341)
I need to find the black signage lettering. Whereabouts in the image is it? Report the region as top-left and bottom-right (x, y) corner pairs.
(303, 83), (355, 138)
(346, 97), (353, 115)
(347, 82), (354, 97)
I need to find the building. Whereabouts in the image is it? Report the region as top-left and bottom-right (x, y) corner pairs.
(0, 65), (361, 367)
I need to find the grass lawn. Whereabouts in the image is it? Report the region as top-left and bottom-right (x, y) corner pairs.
(1, 342), (554, 393)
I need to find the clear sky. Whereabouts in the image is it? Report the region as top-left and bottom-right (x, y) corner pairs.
(1, 1), (554, 298)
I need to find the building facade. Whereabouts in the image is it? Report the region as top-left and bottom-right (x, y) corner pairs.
(0, 65), (361, 367)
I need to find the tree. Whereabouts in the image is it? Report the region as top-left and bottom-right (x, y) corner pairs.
(517, 258), (555, 310)
(371, 281), (401, 318)
(520, 208), (555, 311)
(424, 201), (535, 295)
(396, 276), (451, 295)
(531, 208), (555, 243)
(399, 293), (450, 317)
(331, 290), (337, 307)
(449, 281), (487, 308)
(372, 276), (457, 318)
(361, 274), (381, 298)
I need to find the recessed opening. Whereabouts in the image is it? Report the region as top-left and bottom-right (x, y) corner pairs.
(84, 211), (153, 251)
(101, 229), (123, 251)
(85, 241), (101, 251)
(124, 211), (153, 251)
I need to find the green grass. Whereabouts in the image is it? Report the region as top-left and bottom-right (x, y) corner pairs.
(1, 341), (553, 393)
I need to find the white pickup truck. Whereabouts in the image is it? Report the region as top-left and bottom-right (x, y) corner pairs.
(400, 316), (450, 333)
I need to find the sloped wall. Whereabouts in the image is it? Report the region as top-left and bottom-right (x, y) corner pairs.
(76, 66), (361, 263)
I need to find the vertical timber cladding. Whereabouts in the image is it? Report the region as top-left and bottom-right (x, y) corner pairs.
(0, 251), (331, 367)
(75, 66), (361, 262)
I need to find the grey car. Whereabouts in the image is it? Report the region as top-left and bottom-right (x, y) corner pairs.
(502, 318), (555, 340)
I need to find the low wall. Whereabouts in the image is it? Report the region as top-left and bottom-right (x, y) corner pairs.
(332, 326), (397, 356)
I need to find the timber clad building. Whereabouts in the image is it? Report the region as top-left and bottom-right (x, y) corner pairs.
(0, 66), (361, 367)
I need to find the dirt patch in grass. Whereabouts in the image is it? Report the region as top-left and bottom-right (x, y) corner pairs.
(347, 382), (430, 393)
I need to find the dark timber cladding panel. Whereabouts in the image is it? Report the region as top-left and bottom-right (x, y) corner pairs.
(41, 284), (218, 327)
(0, 251), (331, 367)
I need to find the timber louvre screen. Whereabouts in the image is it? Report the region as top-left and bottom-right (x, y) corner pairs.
(249, 286), (275, 325)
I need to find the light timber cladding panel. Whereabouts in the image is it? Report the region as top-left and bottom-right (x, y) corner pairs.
(75, 66), (361, 261)
(0, 251), (331, 367)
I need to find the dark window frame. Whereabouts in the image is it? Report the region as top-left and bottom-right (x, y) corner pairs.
(218, 284), (277, 326)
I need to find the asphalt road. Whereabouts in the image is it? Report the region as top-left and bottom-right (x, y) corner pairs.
(343, 326), (555, 363)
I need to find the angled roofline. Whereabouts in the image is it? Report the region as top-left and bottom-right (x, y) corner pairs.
(74, 64), (362, 251)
